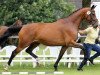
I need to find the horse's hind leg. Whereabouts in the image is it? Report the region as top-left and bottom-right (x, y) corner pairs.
(25, 42), (40, 65)
(8, 49), (19, 66)
(54, 46), (68, 71)
(4, 47), (22, 71)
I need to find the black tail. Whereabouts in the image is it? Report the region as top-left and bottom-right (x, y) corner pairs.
(0, 26), (22, 45)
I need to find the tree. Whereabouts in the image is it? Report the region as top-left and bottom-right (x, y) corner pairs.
(81, 0), (91, 29)
(82, 0), (91, 7)
(0, 0), (75, 26)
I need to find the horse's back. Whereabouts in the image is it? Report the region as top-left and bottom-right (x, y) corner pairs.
(19, 22), (59, 34)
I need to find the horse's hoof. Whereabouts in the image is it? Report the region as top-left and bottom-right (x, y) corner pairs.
(36, 58), (40, 66)
(55, 69), (58, 71)
(54, 66), (58, 71)
(3, 64), (9, 71)
(33, 62), (40, 68)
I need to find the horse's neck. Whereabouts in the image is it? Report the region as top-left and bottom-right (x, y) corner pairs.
(65, 9), (85, 27)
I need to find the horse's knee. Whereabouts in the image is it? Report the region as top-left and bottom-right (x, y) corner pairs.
(26, 49), (31, 53)
(25, 45), (34, 53)
(26, 49), (38, 58)
(12, 48), (21, 55)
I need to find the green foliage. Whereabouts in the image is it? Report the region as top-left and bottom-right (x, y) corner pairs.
(82, 0), (91, 7)
(0, 0), (75, 26)
(81, 0), (91, 29)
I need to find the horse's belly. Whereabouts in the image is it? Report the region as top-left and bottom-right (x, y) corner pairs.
(37, 38), (66, 46)
(40, 41), (65, 46)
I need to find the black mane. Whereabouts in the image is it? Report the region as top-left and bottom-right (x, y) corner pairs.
(68, 8), (82, 17)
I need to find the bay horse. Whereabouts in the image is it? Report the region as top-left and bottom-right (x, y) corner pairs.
(5, 5), (98, 71)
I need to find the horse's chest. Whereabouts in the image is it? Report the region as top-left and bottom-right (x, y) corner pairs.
(63, 28), (78, 38)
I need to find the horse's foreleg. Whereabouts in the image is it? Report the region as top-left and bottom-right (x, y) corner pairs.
(71, 40), (86, 55)
(54, 46), (68, 71)
(70, 41), (87, 65)
(25, 42), (40, 65)
(71, 41), (84, 49)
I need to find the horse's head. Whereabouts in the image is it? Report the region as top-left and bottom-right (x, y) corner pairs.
(84, 5), (98, 26)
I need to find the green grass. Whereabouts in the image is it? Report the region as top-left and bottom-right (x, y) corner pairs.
(0, 63), (100, 75)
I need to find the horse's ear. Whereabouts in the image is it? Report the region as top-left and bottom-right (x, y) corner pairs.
(91, 5), (97, 10)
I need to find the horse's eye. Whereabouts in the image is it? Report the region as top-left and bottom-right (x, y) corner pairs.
(91, 12), (95, 15)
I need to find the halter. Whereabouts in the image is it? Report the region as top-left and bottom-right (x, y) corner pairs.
(86, 10), (97, 25)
